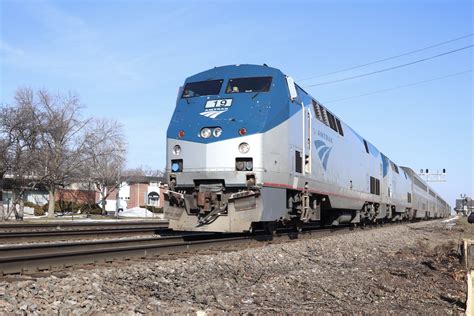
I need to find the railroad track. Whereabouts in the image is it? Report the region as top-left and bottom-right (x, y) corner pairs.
(0, 221), (170, 242)
(0, 233), (252, 275)
(1, 220), (432, 276)
(0, 227), (171, 243)
(0, 227), (347, 275)
(0, 220), (168, 231)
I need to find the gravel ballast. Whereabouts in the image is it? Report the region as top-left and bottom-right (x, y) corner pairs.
(0, 220), (468, 314)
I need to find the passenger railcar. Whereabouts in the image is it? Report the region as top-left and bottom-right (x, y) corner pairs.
(164, 64), (450, 232)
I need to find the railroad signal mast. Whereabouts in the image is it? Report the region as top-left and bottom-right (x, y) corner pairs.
(455, 194), (473, 216)
(418, 168), (447, 182)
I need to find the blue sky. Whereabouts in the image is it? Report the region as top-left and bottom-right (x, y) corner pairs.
(1, 0), (472, 206)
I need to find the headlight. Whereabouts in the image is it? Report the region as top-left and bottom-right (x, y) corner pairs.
(238, 142), (250, 154)
(172, 145), (181, 155)
(236, 161), (245, 171)
(245, 160), (253, 171)
(200, 128), (212, 138)
(171, 159), (183, 172)
(171, 162), (180, 172)
(213, 127), (222, 138)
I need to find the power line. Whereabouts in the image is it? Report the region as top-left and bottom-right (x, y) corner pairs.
(300, 33), (473, 81)
(304, 45), (473, 87)
(322, 69), (472, 104)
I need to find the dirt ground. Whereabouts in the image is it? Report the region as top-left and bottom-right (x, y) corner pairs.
(0, 218), (472, 315)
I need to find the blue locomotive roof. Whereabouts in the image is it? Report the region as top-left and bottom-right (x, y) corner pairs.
(167, 64), (300, 143)
(167, 64), (402, 175)
(186, 64), (282, 82)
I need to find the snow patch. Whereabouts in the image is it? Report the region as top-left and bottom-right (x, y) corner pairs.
(442, 215), (459, 223)
(118, 207), (157, 218)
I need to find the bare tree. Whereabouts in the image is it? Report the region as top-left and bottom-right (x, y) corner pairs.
(122, 166), (165, 178)
(0, 88), (42, 220)
(0, 136), (7, 217)
(85, 119), (126, 214)
(1, 88), (129, 219)
(0, 105), (10, 219)
(0, 127), (9, 179)
(143, 167), (165, 177)
(35, 89), (91, 218)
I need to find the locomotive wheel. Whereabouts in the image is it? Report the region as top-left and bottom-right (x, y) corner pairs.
(295, 222), (304, 233)
(263, 221), (277, 235)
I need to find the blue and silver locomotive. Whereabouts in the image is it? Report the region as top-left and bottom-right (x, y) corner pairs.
(164, 64), (450, 232)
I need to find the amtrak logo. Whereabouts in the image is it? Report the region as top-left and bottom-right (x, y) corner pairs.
(200, 99), (232, 119)
(315, 140), (332, 170)
(200, 109), (228, 119)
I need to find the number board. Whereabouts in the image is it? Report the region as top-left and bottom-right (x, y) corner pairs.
(205, 99), (233, 109)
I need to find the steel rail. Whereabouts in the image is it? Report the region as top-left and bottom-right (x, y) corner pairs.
(0, 220), (168, 231)
(0, 220), (431, 276)
(0, 233), (253, 275)
(0, 226), (172, 242)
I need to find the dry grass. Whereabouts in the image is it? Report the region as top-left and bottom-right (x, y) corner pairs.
(456, 216), (474, 240)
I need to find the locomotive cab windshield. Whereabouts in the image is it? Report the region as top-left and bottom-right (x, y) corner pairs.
(181, 76), (272, 98)
(225, 76), (272, 93)
(182, 79), (223, 98)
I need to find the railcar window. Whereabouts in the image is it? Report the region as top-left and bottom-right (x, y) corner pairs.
(370, 176), (381, 195)
(326, 112), (338, 133)
(226, 77), (272, 94)
(319, 106), (329, 126)
(363, 140), (369, 154)
(182, 80), (223, 98)
(390, 162), (399, 174)
(312, 100), (323, 122)
(335, 118), (344, 136)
